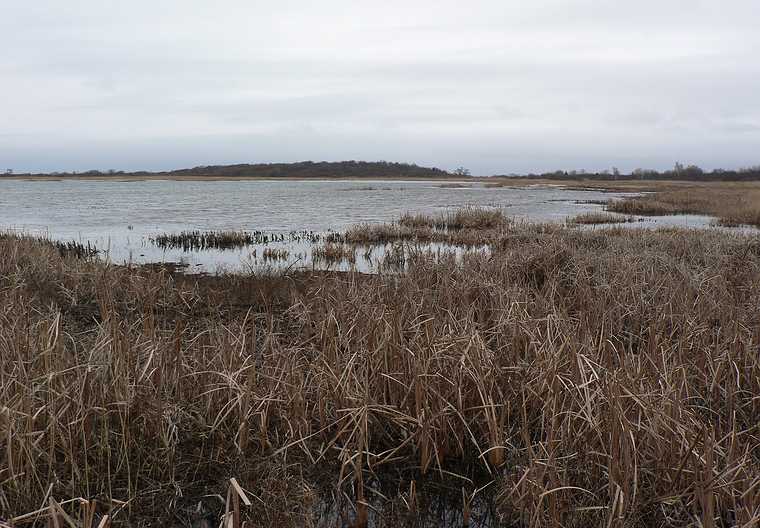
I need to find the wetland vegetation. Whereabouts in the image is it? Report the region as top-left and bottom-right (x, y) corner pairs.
(567, 212), (637, 225)
(3, 183), (760, 526)
(151, 230), (325, 251)
(605, 184), (760, 227)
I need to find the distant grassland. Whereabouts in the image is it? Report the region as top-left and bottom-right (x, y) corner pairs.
(605, 184), (760, 226)
(487, 179), (760, 227)
(3, 198), (760, 526)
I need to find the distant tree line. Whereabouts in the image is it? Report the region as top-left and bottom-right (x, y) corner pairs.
(4, 161), (450, 179)
(495, 163), (760, 182)
(167, 161), (451, 179)
(6, 161), (760, 181)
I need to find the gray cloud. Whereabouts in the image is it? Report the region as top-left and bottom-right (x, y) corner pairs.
(1, 0), (759, 174)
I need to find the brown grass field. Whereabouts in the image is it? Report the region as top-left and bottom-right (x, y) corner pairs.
(2, 199), (760, 527)
(485, 178), (760, 228)
(605, 185), (760, 227)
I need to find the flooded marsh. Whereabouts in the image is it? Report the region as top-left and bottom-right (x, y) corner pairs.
(2, 178), (733, 274)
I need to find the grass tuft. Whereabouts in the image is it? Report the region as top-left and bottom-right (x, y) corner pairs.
(568, 212), (637, 225)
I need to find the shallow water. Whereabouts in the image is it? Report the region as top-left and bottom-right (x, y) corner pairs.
(0, 178), (727, 272)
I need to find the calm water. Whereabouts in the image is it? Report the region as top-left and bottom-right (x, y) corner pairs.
(0, 178), (717, 272)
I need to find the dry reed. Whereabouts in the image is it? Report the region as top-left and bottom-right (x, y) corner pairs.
(399, 207), (507, 230)
(2, 223), (760, 527)
(568, 212), (636, 225)
(311, 243), (357, 265)
(607, 184), (760, 226)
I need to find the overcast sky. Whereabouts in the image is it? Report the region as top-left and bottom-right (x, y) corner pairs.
(1, 1), (759, 175)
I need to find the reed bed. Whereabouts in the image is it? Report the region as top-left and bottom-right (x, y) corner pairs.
(151, 230), (326, 251)
(714, 209), (760, 229)
(53, 240), (99, 259)
(399, 207), (507, 230)
(437, 183), (472, 189)
(337, 208), (509, 248)
(606, 185), (760, 226)
(341, 222), (501, 247)
(606, 197), (695, 216)
(342, 222), (423, 244)
(568, 212), (637, 225)
(481, 179), (760, 228)
(338, 186), (394, 192)
(2, 224), (760, 527)
(311, 242), (357, 265)
(261, 247), (290, 262)
(152, 230), (269, 250)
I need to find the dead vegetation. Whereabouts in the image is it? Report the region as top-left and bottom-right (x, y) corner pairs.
(3, 217), (760, 527)
(482, 178), (760, 227)
(437, 183), (472, 189)
(311, 242), (357, 265)
(152, 230), (278, 250)
(331, 207), (509, 248)
(261, 247), (290, 261)
(568, 212), (637, 225)
(605, 184), (760, 226)
(399, 207), (507, 230)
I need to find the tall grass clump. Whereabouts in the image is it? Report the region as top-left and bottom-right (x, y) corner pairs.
(399, 206), (507, 230)
(2, 224), (760, 526)
(311, 242), (357, 265)
(339, 207), (509, 248)
(568, 212), (637, 225)
(151, 230), (289, 250)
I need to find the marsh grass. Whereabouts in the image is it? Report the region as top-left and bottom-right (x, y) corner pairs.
(153, 230), (331, 251)
(437, 183), (472, 189)
(3, 223), (760, 527)
(152, 230), (275, 250)
(54, 240), (99, 259)
(338, 186), (394, 192)
(568, 212), (637, 225)
(481, 179), (760, 228)
(606, 184), (760, 226)
(311, 242), (357, 265)
(261, 247), (290, 261)
(399, 207), (507, 230)
(336, 207), (509, 248)
(606, 197), (696, 216)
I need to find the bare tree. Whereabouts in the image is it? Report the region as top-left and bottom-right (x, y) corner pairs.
(454, 167), (471, 177)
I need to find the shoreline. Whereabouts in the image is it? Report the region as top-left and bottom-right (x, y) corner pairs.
(1, 174), (479, 182)
(2, 174), (748, 191)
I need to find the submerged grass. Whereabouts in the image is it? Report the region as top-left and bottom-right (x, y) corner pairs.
(437, 183), (472, 189)
(261, 247), (290, 261)
(311, 242), (357, 265)
(153, 230), (331, 251)
(152, 230), (275, 250)
(2, 221), (760, 526)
